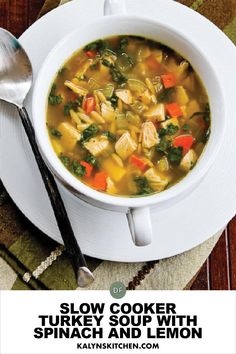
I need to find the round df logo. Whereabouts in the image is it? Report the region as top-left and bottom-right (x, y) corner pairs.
(110, 281), (126, 299)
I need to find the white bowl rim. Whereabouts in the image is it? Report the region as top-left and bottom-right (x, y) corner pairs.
(32, 14), (226, 209)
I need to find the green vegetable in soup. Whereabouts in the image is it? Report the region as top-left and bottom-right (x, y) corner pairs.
(49, 127), (62, 138)
(128, 79), (146, 94)
(59, 153), (70, 167)
(102, 131), (117, 142)
(48, 84), (62, 105)
(84, 39), (108, 55)
(64, 97), (83, 116)
(158, 123), (179, 137)
(80, 124), (100, 144)
(156, 137), (171, 154)
(167, 147), (183, 165)
(116, 53), (134, 72)
(182, 124), (190, 132)
(70, 160), (86, 177)
(157, 87), (175, 103)
(108, 94), (119, 108)
(102, 59), (127, 85)
(84, 154), (97, 167)
(59, 153), (86, 176)
(190, 102), (211, 123)
(134, 176), (154, 195)
(119, 37), (129, 53)
(103, 84), (115, 98)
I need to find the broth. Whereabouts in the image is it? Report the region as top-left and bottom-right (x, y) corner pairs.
(46, 36), (210, 197)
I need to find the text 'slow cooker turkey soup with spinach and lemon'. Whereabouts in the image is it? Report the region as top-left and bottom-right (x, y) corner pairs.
(46, 36), (210, 197)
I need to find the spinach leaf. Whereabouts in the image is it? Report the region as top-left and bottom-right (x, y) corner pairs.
(48, 84), (63, 106)
(190, 112), (204, 119)
(70, 160), (86, 177)
(84, 154), (97, 167)
(190, 103), (211, 123)
(102, 59), (127, 85)
(49, 127), (62, 138)
(59, 154), (86, 177)
(102, 131), (117, 142)
(157, 138), (183, 165)
(80, 124), (100, 144)
(156, 137), (171, 154)
(119, 37), (129, 53)
(117, 37), (134, 69)
(64, 97), (83, 116)
(90, 62), (99, 70)
(166, 124), (179, 135)
(158, 123), (179, 138)
(157, 87), (175, 103)
(59, 154), (70, 167)
(182, 123), (190, 132)
(108, 94), (119, 108)
(134, 176), (153, 195)
(84, 40), (108, 55)
(167, 146), (183, 165)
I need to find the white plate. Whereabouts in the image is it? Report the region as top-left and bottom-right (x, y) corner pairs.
(0, 0), (236, 262)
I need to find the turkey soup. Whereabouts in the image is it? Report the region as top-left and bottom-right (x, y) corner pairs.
(46, 36), (210, 197)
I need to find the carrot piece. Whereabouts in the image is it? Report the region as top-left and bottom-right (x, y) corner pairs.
(166, 102), (183, 117)
(93, 172), (108, 191)
(173, 135), (195, 155)
(84, 96), (96, 114)
(80, 161), (93, 178)
(130, 155), (147, 171)
(146, 55), (160, 71)
(85, 50), (97, 58)
(161, 73), (176, 88)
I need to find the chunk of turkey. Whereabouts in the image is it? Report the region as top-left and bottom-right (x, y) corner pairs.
(84, 136), (110, 157)
(115, 132), (137, 160)
(106, 177), (118, 195)
(141, 121), (159, 149)
(101, 102), (116, 122)
(144, 168), (169, 192)
(58, 122), (81, 151)
(179, 149), (197, 172)
(143, 103), (165, 122)
(115, 89), (133, 104)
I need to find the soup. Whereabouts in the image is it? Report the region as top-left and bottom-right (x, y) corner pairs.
(46, 36), (210, 197)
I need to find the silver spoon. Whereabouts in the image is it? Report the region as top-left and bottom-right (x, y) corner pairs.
(0, 28), (94, 288)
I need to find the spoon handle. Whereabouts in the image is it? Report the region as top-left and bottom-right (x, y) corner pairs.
(17, 107), (94, 288)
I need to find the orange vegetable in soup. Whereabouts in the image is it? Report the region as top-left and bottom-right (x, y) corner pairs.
(46, 35), (211, 197)
(130, 155), (148, 171)
(84, 96), (96, 114)
(173, 135), (195, 155)
(166, 102), (183, 117)
(80, 161), (93, 178)
(93, 172), (108, 191)
(161, 73), (176, 88)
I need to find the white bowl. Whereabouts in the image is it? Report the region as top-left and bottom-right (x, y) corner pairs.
(32, 0), (225, 246)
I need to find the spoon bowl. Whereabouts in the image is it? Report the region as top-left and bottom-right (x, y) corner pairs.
(0, 28), (32, 107)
